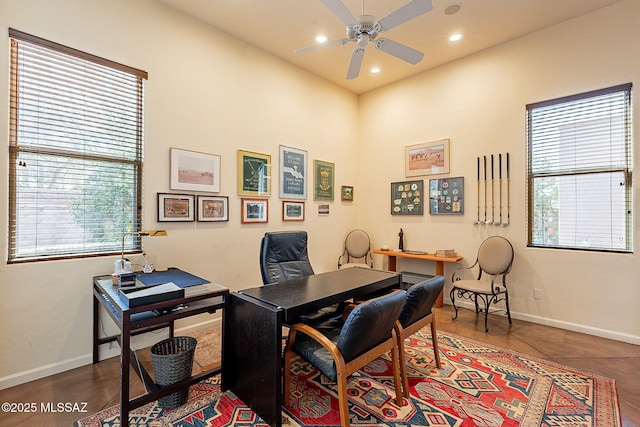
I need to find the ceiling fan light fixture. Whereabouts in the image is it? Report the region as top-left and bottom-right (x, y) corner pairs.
(314, 34), (328, 43)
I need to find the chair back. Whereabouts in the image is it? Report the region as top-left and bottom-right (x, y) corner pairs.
(477, 236), (514, 276)
(339, 229), (373, 268)
(398, 276), (445, 329)
(260, 231), (314, 285)
(337, 289), (406, 363)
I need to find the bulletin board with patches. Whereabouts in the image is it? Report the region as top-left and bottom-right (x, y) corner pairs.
(429, 177), (464, 214)
(391, 180), (424, 215)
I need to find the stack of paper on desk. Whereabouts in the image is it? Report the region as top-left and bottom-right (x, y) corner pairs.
(119, 282), (184, 307)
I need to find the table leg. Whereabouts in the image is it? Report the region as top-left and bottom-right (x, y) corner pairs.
(92, 294), (99, 363)
(121, 315), (131, 427)
(435, 261), (444, 307)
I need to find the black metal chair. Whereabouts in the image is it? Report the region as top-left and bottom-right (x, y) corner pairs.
(284, 289), (407, 427)
(259, 230), (344, 324)
(395, 276), (445, 396)
(450, 236), (514, 332)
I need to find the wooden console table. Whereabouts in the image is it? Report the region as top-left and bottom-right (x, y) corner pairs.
(373, 249), (463, 307)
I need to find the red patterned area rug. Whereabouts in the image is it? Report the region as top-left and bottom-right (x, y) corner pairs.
(75, 331), (621, 427)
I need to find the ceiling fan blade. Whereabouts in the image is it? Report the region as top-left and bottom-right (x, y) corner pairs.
(377, 0), (433, 32)
(374, 38), (424, 64)
(346, 47), (365, 80)
(294, 38), (350, 56)
(320, 0), (358, 26)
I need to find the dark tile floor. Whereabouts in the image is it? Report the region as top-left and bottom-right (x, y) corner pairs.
(0, 305), (638, 426)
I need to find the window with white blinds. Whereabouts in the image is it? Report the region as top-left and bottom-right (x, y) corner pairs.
(526, 83), (633, 252)
(8, 29), (147, 262)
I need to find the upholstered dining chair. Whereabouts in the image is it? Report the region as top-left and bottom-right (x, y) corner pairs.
(284, 289), (407, 427)
(450, 236), (514, 332)
(337, 229), (373, 269)
(259, 230), (344, 324)
(395, 276), (445, 396)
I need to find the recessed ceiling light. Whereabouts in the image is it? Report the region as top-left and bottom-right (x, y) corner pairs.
(314, 34), (328, 43)
(370, 66), (381, 74)
(444, 4), (462, 16)
(449, 33), (463, 42)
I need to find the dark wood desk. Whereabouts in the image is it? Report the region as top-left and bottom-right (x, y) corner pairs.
(373, 249), (463, 307)
(93, 275), (228, 427)
(222, 267), (401, 427)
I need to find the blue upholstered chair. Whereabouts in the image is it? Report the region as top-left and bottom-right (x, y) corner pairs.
(395, 276), (445, 396)
(284, 289), (407, 427)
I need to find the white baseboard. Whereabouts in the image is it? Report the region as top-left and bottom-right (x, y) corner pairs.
(0, 318), (222, 391)
(445, 300), (640, 345)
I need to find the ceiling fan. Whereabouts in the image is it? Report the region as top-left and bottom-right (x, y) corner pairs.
(295, 0), (433, 79)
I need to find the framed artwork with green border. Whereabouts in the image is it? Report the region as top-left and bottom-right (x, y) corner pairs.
(313, 160), (334, 201)
(237, 150), (271, 196)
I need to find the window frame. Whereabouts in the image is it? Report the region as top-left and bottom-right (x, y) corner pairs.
(8, 29), (148, 263)
(526, 83), (633, 253)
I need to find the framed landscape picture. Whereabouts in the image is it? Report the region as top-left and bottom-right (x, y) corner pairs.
(170, 148), (220, 192)
(237, 150), (271, 196)
(197, 195), (229, 222)
(158, 193), (195, 222)
(279, 145), (307, 199)
(405, 139), (450, 177)
(313, 160), (334, 201)
(282, 201), (305, 221)
(241, 198), (268, 224)
(390, 180), (424, 215)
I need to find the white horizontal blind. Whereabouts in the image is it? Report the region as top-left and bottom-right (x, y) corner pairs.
(526, 84), (632, 252)
(9, 30), (146, 262)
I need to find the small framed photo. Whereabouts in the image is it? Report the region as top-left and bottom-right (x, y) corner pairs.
(405, 139), (450, 177)
(282, 201), (305, 221)
(318, 204), (330, 215)
(241, 198), (269, 224)
(158, 193), (195, 222)
(238, 150), (271, 196)
(197, 195), (229, 222)
(170, 148), (221, 192)
(341, 186), (354, 201)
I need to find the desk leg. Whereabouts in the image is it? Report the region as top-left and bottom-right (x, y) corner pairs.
(120, 314), (131, 427)
(435, 261), (444, 308)
(92, 294), (99, 364)
(223, 294), (283, 427)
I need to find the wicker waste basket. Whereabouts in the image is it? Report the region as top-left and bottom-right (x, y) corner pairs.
(150, 336), (197, 409)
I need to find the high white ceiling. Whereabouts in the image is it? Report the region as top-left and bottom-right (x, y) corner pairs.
(156, 0), (621, 94)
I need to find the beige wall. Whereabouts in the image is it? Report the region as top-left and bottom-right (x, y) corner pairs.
(359, 0), (640, 343)
(1, 0), (639, 389)
(0, 0), (359, 388)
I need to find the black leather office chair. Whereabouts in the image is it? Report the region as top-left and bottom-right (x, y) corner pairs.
(260, 230), (314, 285)
(284, 289), (407, 427)
(395, 276), (445, 396)
(259, 230), (343, 324)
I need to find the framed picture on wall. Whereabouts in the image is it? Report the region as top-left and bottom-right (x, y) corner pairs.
(313, 160), (335, 201)
(390, 180), (424, 215)
(282, 201), (305, 221)
(341, 185), (354, 201)
(170, 148), (221, 192)
(197, 195), (229, 222)
(237, 150), (271, 196)
(158, 193), (195, 222)
(279, 145), (307, 199)
(429, 177), (464, 214)
(241, 198), (268, 224)
(405, 139), (450, 177)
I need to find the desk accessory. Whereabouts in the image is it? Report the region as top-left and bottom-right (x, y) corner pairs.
(113, 229), (167, 284)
